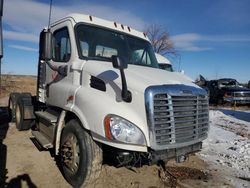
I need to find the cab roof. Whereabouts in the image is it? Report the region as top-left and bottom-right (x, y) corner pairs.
(51, 13), (150, 42)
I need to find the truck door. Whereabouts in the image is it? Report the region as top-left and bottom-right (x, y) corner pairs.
(45, 21), (74, 108)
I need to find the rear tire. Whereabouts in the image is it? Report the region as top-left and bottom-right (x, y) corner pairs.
(60, 119), (102, 187)
(8, 93), (21, 122)
(15, 96), (33, 131)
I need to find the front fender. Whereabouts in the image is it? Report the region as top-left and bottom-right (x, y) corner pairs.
(71, 86), (150, 151)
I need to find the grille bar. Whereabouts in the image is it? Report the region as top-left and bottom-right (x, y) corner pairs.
(155, 126), (208, 137)
(234, 92), (250, 97)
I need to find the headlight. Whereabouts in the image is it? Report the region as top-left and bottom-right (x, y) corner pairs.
(104, 115), (146, 145)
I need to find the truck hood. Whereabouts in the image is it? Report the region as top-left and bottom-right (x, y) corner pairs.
(83, 60), (200, 93)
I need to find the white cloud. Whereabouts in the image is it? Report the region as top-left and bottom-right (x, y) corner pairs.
(171, 33), (210, 52)
(4, 30), (39, 43)
(9, 44), (38, 52)
(4, 0), (145, 36)
(4, 0), (250, 53)
(202, 35), (250, 42)
(171, 33), (201, 43)
(171, 33), (250, 52)
(3, 0), (145, 54)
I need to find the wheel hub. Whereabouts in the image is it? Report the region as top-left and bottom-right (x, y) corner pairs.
(61, 134), (80, 174)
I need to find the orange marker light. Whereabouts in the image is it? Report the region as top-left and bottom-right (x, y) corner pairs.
(104, 116), (112, 140)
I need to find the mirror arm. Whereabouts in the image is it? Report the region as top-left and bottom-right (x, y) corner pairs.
(120, 69), (132, 102)
(46, 60), (57, 71)
(45, 60), (67, 76)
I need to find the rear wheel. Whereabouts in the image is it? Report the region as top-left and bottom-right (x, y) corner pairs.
(15, 95), (33, 131)
(8, 93), (20, 122)
(60, 119), (102, 187)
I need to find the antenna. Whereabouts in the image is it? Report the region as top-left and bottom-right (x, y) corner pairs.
(0, 0), (4, 91)
(48, 0), (53, 30)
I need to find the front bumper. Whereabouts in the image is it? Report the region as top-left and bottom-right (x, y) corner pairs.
(150, 142), (202, 163)
(224, 97), (250, 104)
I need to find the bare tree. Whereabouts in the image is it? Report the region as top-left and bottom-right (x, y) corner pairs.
(144, 24), (176, 56)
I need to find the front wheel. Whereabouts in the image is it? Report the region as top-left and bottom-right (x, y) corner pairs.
(60, 119), (103, 187)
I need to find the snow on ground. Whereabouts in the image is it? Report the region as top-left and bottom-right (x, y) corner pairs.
(210, 109), (250, 138)
(199, 109), (250, 187)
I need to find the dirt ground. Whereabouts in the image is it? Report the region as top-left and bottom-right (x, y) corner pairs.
(0, 120), (232, 188)
(0, 75), (241, 188)
(0, 75), (37, 98)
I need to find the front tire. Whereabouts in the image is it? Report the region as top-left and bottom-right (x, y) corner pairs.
(60, 119), (103, 187)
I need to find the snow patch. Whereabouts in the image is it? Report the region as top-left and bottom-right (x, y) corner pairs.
(200, 110), (250, 181)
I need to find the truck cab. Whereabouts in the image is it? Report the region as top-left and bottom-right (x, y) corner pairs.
(155, 53), (173, 72)
(10, 14), (209, 187)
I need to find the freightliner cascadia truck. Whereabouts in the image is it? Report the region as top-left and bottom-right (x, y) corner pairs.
(9, 14), (209, 187)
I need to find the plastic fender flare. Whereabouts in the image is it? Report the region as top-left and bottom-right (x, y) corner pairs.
(55, 109), (90, 155)
(55, 110), (66, 155)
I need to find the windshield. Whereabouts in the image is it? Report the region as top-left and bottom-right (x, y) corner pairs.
(219, 80), (239, 88)
(158, 63), (173, 72)
(75, 24), (159, 68)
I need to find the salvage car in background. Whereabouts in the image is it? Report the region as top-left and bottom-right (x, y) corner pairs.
(207, 78), (250, 105)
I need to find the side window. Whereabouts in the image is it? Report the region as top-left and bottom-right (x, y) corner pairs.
(53, 27), (71, 62)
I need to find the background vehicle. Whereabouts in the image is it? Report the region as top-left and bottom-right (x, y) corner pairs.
(207, 78), (250, 104)
(155, 53), (173, 72)
(8, 14), (209, 187)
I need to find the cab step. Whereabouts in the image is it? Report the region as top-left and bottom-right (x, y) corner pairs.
(35, 110), (58, 124)
(32, 130), (53, 149)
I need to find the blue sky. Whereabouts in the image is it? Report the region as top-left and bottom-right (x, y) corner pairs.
(2, 0), (250, 82)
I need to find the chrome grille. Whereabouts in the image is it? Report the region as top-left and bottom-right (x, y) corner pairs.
(153, 94), (209, 145)
(234, 92), (250, 97)
(145, 85), (209, 150)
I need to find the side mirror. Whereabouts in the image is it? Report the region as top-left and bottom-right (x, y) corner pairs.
(111, 55), (128, 70)
(111, 55), (131, 102)
(40, 30), (52, 61)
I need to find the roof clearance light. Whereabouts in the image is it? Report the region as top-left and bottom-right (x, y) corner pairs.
(114, 22), (117, 28)
(121, 24), (124, 30)
(127, 26), (131, 32)
(143, 32), (147, 37)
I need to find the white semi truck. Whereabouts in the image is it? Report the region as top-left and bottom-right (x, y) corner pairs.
(9, 14), (209, 187)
